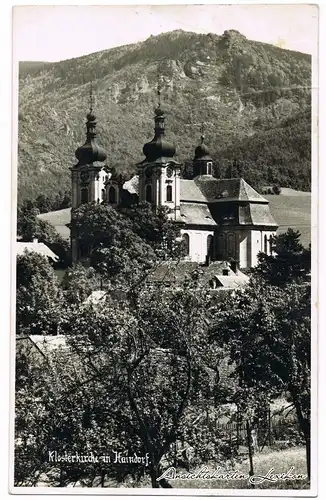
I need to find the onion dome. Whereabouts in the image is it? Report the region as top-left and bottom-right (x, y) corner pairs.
(194, 134), (212, 161)
(75, 110), (107, 165)
(142, 106), (176, 162)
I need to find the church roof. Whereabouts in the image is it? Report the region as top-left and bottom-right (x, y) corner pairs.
(194, 177), (268, 203)
(180, 179), (208, 203)
(209, 201), (278, 227)
(179, 177), (268, 204)
(243, 203), (278, 226)
(180, 203), (215, 226)
(123, 175), (139, 195)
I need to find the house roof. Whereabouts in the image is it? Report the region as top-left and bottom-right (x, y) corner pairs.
(83, 290), (107, 305)
(37, 208), (71, 241)
(213, 274), (249, 289)
(180, 202), (215, 226)
(28, 335), (67, 350)
(17, 241), (59, 261)
(146, 260), (242, 287)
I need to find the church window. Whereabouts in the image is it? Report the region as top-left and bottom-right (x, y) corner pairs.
(109, 186), (117, 204)
(166, 185), (172, 202)
(101, 189), (106, 201)
(217, 233), (226, 259)
(182, 233), (190, 255)
(207, 162), (212, 175)
(227, 232), (236, 260)
(207, 234), (213, 257)
(264, 234), (268, 253)
(269, 236), (273, 255)
(80, 187), (88, 204)
(146, 184), (152, 203)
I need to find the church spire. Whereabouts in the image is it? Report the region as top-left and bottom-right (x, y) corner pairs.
(89, 80), (94, 114)
(74, 82), (107, 166)
(141, 75), (176, 163)
(153, 74), (165, 138)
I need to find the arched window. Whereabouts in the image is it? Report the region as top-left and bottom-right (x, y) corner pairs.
(217, 233), (226, 259)
(207, 162), (212, 175)
(182, 233), (190, 255)
(166, 185), (172, 202)
(264, 234), (268, 253)
(80, 187), (88, 204)
(108, 186), (116, 204)
(146, 184), (152, 203)
(101, 189), (106, 202)
(207, 234), (213, 257)
(227, 232), (236, 260)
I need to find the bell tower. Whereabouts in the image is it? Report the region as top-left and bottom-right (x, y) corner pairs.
(193, 124), (213, 177)
(70, 83), (107, 262)
(137, 77), (182, 220)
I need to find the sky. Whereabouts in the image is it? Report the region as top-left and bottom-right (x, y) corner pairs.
(12, 3), (318, 62)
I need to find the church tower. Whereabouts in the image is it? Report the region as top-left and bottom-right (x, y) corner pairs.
(70, 84), (107, 262)
(137, 80), (182, 220)
(193, 126), (213, 177)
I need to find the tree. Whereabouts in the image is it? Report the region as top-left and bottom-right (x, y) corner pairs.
(119, 202), (184, 259)
(254, 228), (311, 286)
(15, 277), (235, 487)
(61, 264), (101, 305)
(57, 280), (224, 487)
(16, 251), (65, 336)
(17, 203), (40, 241)
(210, 276), (311, 478)
(72, 202), (182, 284)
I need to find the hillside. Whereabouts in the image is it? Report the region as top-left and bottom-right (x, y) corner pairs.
(17, 29), (311, 202)
(267, 191), (311, 248)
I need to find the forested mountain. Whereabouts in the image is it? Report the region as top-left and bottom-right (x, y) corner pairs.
(18, 29), (311, 202)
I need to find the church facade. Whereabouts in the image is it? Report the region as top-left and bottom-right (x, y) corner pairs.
(70, 96), (278, 268)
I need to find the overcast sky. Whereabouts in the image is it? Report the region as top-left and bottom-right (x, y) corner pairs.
(13, 3), (318, 62)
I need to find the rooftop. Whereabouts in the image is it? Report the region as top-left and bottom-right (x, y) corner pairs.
(17, 241), (59, 262)
(194, 177), (269, 203)
(37, 208), (71, 241)
(146, 260), (249, 289)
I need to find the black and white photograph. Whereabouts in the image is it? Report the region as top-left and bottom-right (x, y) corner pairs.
(10, 3), (317, 495)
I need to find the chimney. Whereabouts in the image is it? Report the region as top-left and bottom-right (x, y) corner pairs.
(230, 260), (239, 274)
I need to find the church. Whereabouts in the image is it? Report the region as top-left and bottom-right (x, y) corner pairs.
(66, 87), (278, 269)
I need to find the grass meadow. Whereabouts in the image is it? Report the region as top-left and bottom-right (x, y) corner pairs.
(163, 447), (309, 490)
(267, 190), (311, 249)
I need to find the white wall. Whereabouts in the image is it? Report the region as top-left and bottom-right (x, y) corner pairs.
(249, 230), (276, 267)
(180, 228), (214, 263)
(238, 231), (249, 268)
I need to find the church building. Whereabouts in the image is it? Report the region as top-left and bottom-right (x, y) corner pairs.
(69, 88), (278, 269)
